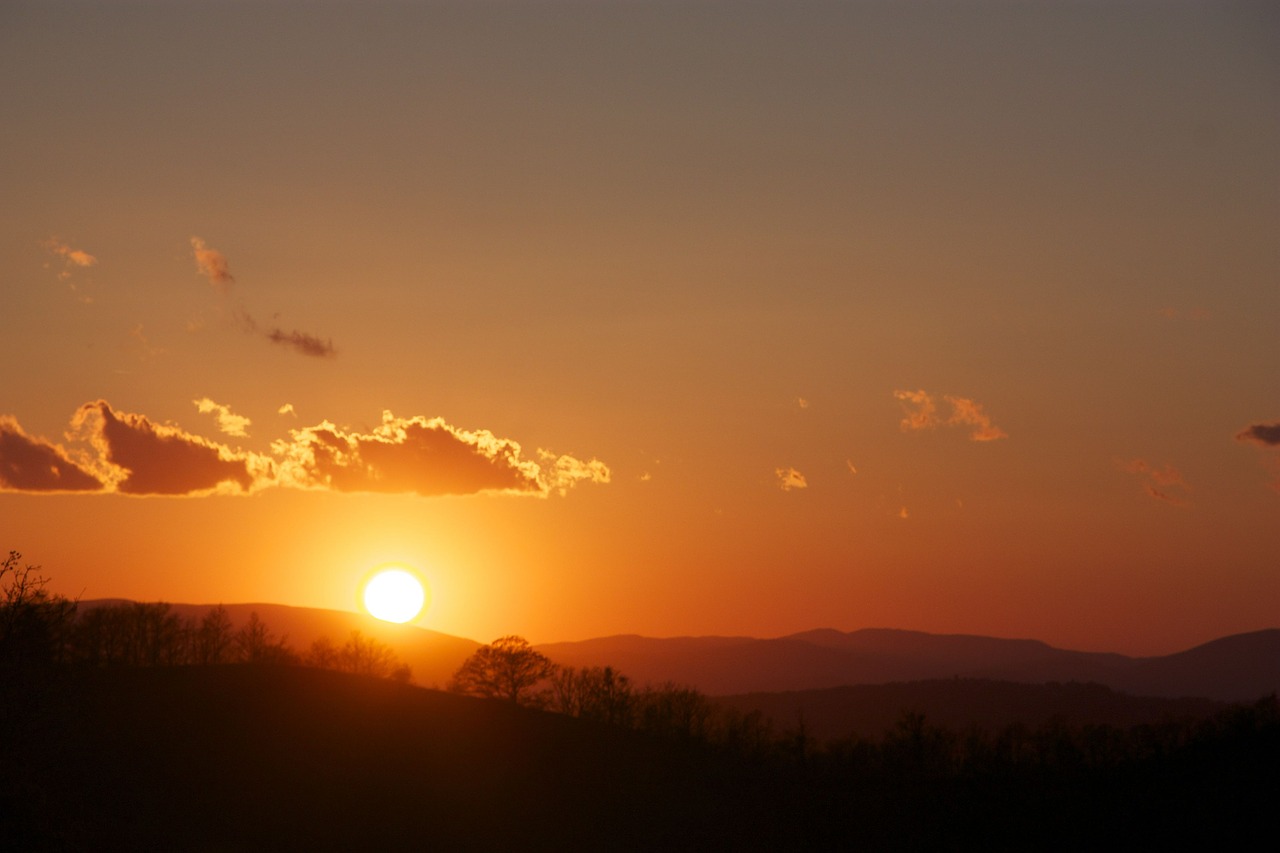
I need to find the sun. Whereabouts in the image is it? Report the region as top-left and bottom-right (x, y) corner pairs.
(361, 566), (428, 624)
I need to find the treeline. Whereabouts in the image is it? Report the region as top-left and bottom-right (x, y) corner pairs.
(1, 551), (410, 681)
(449, 634), (1280, 786)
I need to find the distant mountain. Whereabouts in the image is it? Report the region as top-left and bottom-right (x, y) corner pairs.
(78, 600), (480, 687)
(75, 601), (1280, 702)
(536, 628), (1280, 702)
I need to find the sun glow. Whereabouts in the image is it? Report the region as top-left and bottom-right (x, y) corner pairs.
(361, 567), (427, 624)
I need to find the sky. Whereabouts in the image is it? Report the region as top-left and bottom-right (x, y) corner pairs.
(2, 1), (1276, 656)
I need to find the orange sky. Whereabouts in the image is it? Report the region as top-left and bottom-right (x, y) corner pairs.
(2, 1), (1277, 655)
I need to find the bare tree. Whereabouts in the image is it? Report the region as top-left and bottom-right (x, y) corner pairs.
(545, 665), (635, 726)
(0, 551), (77, 666)
(234, 612), (297, 665)
(338, 630), (402, 679)
(449, 636), (555, 705)
(193, 605), (235, 665)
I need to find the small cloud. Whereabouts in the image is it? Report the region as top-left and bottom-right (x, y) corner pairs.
(234, 307), (336, 360)
(945, 395), (1008, 441)
(43, 237), (98, 279)
(894, 389), (938, 431)
(278, 403), (296, 416)
(795, 397), (810, 410)
(1236, 422), (1280, 447)
(895, 389), (1006, 441)
(126, 324), (164, 360)
(845, 459), (858, 475)
(1118, 457), (1191, 507)
(191, 236), (234, 293)
(898, 506), (909, 519)
(776, 467), (807, 491)
(639, 472), (652, 482)
(194, 398), (251, 437)
(266, 328), (337, 358)
(0, 416), (105, 493)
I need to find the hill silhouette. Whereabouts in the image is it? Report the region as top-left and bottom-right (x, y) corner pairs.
(3, 665), (1274, 850)
(78, 600), (480, 687)
(715, 679), (1224, 744)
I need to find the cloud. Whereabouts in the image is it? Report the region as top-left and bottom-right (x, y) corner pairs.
(235, 308), (336, 359)
(43, 237), (97, 278)
(194, 398), (251, 437)
(1236, 422), (1280, 447)
(45, 240), (97, 268)
(1, 402), (609, 500)
(126, 324), (164, 360)
(0, 417), (105, 493)
(894, 389), (1007, 441)
(1118, 458), (1190, 507)
(273, 411), (607, 498)
(191, 236), (234, 292)
(266, 328), (337, 358)
(845, 459), (858, 475)
(278, 403), (296, 416)
(795, 397), (810, 410)
(894, 389), (938, 430)
(776, 467), (807, 491)
(71, 401), (264, 496)
(945, 395), (1008, 441)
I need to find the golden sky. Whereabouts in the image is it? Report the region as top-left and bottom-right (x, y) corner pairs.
(2, 1), (1277, 655)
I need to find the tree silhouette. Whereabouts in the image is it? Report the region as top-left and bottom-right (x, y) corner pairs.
(0, 550), (76, 667)
(193, 605), (235, 665)
(449, 635), (554, 704)
(234, 611), (297, 664)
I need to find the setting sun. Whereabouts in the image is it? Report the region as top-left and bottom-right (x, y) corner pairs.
(362, 567), (427, 624)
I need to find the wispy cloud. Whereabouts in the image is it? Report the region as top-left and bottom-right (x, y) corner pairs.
(894, 389), (938, 430)
(1118, 458), (1191, 507)
(1, 401), (609, 500)
(1235, 421), (1280, 493)
(190, 236), (234, 293)
(232, 300), (336, 359)
(0, 416), (105, 492)
(278, 403), (296, 416)
(266, 328), (336, 358)
(43, 237), (97, 279)
(945, 395), (1008, 441)
(894, 389), (1007, 441)
(776, 467), (807, 491)
(1236, 422), (1280, 447)
(194, 398), (251, 437)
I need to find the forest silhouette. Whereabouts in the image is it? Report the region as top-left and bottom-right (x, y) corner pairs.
(2, 553), (1277, 850)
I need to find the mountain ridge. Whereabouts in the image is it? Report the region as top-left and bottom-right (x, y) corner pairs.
(75, 600), (1279, 701)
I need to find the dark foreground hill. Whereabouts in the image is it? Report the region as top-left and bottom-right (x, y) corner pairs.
(3, 666), (1276, 851)
(715, 679), (1224, 744)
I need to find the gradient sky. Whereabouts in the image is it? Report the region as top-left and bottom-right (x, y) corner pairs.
(3, 1), (1277, 655)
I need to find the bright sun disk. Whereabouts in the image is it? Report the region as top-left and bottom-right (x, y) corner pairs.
(362, 567), (427, 624)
